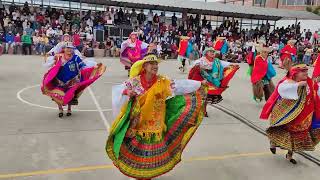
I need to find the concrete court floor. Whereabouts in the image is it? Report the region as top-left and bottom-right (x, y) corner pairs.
(0, 54), (319, 180)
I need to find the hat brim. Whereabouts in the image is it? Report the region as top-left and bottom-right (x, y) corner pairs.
(288, 40), (297, 44)
(129, 55), (161, 78)
(202, 48), (217, 56)
(256, 46), (272, 53)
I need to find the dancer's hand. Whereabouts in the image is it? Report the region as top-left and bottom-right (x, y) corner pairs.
(126, 90), (137, 97)
(231, 64), (240, 69)
(298, 81), (307, 87)
(201, 80), (208, 85)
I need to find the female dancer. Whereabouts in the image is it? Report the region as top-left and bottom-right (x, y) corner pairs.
(42, 42), (105, 117)
(106, 54), (207, 180)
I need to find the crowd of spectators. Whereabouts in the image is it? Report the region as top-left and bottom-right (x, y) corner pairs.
(0, 2), (319, 64)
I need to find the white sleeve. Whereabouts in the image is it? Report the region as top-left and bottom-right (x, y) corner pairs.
(172, 79), (201, 96)
(141, 42), (149, 49)
(74, 49), (82, 57)
(220, 60), (231, 68)
(278, 81), (299, 100)
(48, 43), (63, 55)
(318, 83), (320, 96)
(42, 56), (55, 68)
(252, 45), (256, 52)
(112, 84), (130, 119)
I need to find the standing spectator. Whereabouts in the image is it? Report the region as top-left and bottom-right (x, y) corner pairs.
(21, 31), (32, 55)
(195, 14), (200, 28)
(109, 8), (115, 23)
(303, 44), (313, 65)
(306, 29), (312, 40)
(131, 8), (138, 27)
(5, 31), (15, 54)
(137, 9), (146, 25)
(182, 10), (188, 29)
(147, 10), (153, 25)
(124, 9), (131, 24)
(153, 13), (159, 30)
(159, 12), (166, 27)
(202, 16), (207, 28)
(118, 8), (124, 23)
(114, 9), (119, 25)
(313, 31), (319, 45)
(13, 33), (22, 54)
(172, 13), (177, 27)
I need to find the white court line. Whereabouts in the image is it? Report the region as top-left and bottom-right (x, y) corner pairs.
(88, 87), (110, 130)
(17, 84), (112, 112)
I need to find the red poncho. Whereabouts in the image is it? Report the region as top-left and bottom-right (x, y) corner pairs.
(251, 55), (268, 84)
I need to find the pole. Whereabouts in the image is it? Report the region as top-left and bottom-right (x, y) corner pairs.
(294, 18), (298, 38)
(276, 0), (279, 8)
(69, 0), (71, 10)
(80, 0), (82, 19)
(242, 0), (245, 5)
(252, 0), (255, 6)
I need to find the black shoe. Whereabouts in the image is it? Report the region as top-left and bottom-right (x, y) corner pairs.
(66, 112), (72, 116)
(58, 112), (63, 118)
(205, 112), (208, 117)
(270, 147), (276, 154)
(286, 154), (297, 164)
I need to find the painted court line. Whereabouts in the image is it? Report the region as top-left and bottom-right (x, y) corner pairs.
(88, 87), (110, 130)
(0, 151), (285, 179)
(17, 84), (112, 112)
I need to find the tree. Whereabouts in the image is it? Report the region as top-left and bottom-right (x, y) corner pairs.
(306, 6), (320, 16)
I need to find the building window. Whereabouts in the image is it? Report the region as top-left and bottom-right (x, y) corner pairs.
(282, 0), (316, 5)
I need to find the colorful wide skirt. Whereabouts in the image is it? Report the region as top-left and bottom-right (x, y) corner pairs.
(188, 65), (239, 96)
(41, 61), (106, 106)
(106, 89), (205, 179)
(120, 48), (148, 69)
(266, 91), (320, 151)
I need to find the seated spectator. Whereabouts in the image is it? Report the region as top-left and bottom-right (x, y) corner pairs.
(104, 37), (113, 57)
(33, 33), (41, 55)
(24, 23), (34, 36)
(13, 33), (22, 54)
(21, 31), (32, 55)
(5, 31), (15, 54)
(39, 33), (48, 55)
(73, 32), (82, 52)
(304, 44), (313, 65)
(82, 41), (94, 57)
